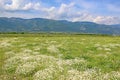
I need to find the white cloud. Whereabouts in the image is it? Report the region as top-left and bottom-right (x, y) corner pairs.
(46, 3), (76, 19)
(0, 0), (7, 9)
(93, 16), (120, 25)
(70, 12), (94, 22)
(2, 0), (41, 11)
(23, 3), (33, 10)
(23, 2), (41, 10)
(45, 3), (94, 22)
(0, 0), (4, 5)
(33, 3), (41, 10)
(45, 3), (120, 25)
(58, 3), (75, 14)
(5, 0), (23, 10)
(0, 0), (120, 25)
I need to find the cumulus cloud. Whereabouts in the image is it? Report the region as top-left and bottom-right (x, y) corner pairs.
(23, 2), (41, 10)
(5, 0), (23, 10)
(0, 0), (4, 5)
(93, 16), (120, 25)
(59, 3), (75, 14)
(22, 3), (34, 10)
(0, 0), (7, 9)
(46, 3), (76, 19)
(45, 3), (120, 25)
(0, 0), (41, 11)
(0, 0), (120, 25)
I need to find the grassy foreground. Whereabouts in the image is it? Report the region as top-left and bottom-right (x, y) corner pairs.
(0, 34), (120, 80)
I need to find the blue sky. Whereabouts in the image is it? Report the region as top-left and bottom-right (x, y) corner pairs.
(0, 0), (120, 24)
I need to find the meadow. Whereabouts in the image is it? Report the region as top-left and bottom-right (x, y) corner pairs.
(0, 34), (120, 80)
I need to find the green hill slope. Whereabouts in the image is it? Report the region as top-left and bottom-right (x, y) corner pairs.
(0, 17), (120, 35)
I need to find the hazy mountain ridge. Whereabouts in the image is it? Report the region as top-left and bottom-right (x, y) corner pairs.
(0, 17), (120, 35)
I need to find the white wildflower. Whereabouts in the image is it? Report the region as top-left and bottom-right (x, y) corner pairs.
(33, 66), (59, 80)
(4, 56), (23, 72)
(16, 62), (37, 76)
(97, 47), (103, 50)
(0, 41), (11, 47)
(61, 58), (86, 66)
(103, 71), (120, 80)
(34, 47), (41, 51)
(104, 48), (111, 51)
(102, 45), (108, 48)
(47, 45), (59, 53)
(94, 44), (101, 47)
(5, 51), (16, 58)
(22, 49), (33, 53)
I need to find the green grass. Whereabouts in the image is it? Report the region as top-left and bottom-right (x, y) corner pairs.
(0, 34), (120, 80)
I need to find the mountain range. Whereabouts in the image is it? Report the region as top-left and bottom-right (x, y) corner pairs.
(0, 17), (120, 35)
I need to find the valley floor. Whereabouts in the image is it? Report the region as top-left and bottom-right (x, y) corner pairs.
(0, 34), (120, 80)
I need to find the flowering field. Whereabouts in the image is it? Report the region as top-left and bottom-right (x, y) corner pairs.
(0, 34), (120, 80)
